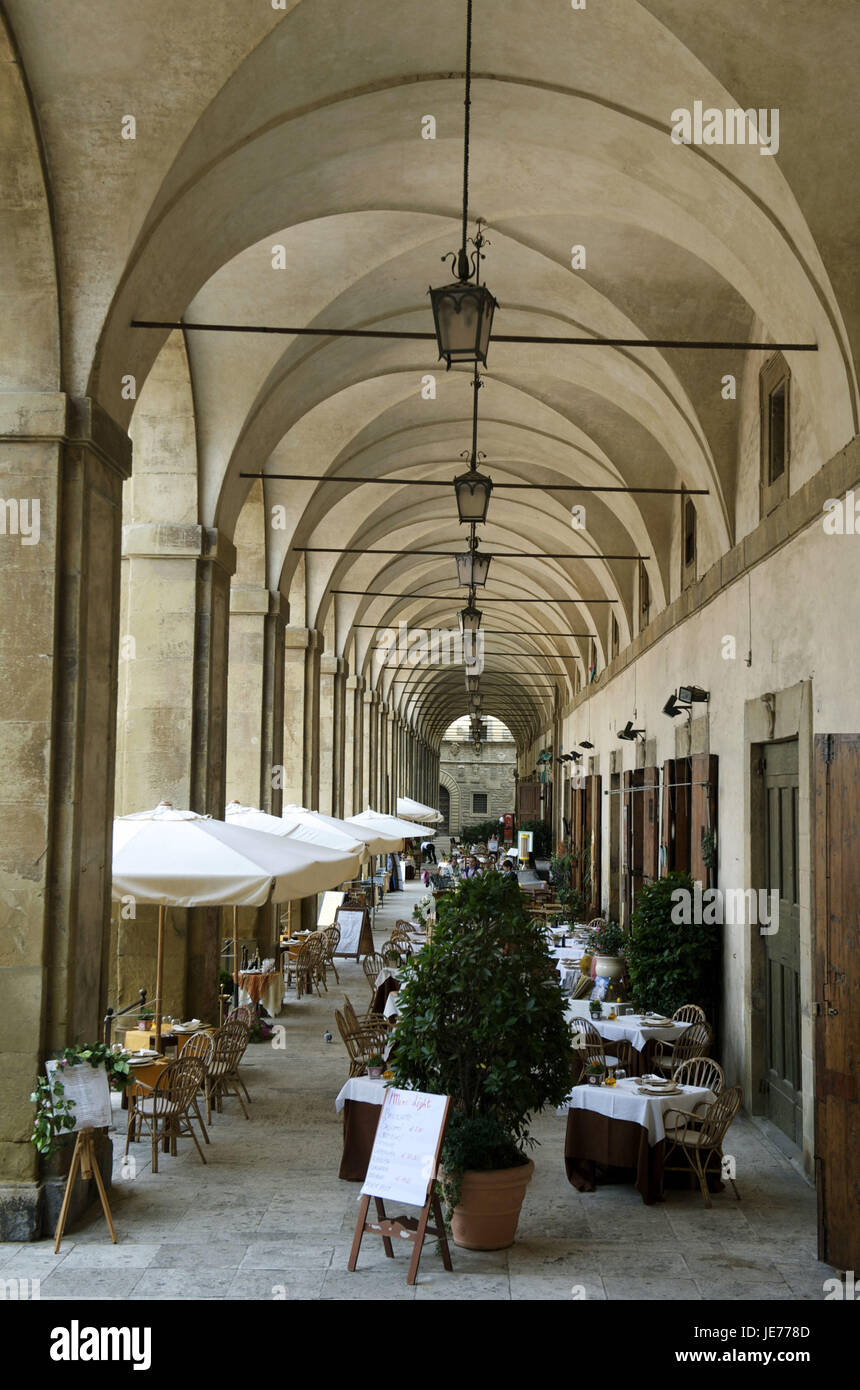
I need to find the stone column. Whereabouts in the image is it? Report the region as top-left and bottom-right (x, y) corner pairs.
(0, 394), (131, 1237)
(226, 587), (287, 812)
(115, 521), (236, 1024)
(282, 627), (321, 929)
(332, 658), (347, 818)
(362, 689), (377, 811)
(343, 675), (364, 817)
(319, 653), (345, 816)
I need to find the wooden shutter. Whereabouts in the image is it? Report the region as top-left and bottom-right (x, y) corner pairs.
(690, 753), (718, 889)
(585, 774), (602, 913)
(572, 785), (586, 891)
(661, 758), (691, 874)
(623, 769), (644, 923)
(813, 734), (860, 1271)
(641, 766), (660, 883)
(516, 782), (541, 819)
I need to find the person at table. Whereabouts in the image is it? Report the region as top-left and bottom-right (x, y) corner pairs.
(500, 858), (518, 883)
(463, 854), (483, 878)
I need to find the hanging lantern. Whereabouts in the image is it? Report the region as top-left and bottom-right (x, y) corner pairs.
(455, 546), (492, 587)
(430, 279), (497, 370)
(458, 599), (482, 636)
(465, 672), (480, 693)
(453, 465), (493, 525)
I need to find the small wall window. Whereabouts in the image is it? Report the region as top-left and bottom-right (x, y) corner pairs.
(760, 352), (790, 516)
(610, 612), (619, 658)
(681, 488), (697, 589)
(639, 561), (651, 627)
(472, 792), (488, 814)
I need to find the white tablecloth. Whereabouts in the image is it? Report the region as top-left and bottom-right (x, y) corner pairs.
(334, 1076), (387, 1112)
(373, 967), (402, 989)
(564, 1078), (716, 1146)
(383, 990), (401, 1020)
(591, 1015), (692, 1053)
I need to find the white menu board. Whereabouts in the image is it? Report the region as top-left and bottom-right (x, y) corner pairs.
(361, 1088), (449, 1206)
(46, 1060), (112, 1131)
(334, 908), (365, 956)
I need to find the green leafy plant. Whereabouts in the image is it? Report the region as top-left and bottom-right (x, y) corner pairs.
(388, 872), (572, 1215)
(625, 872), (720, 1018)
(368, 1054), (384, 1069)
(549, 853), (587, 920)
(29, 1044), (131, 1156)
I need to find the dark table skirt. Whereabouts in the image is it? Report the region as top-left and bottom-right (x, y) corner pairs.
(339, 1099), (382, 1181)
(370, 977), (400, 1016)
(564, 1107), (725, 1205)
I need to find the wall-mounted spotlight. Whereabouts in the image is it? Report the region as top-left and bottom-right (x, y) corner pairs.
(617, 720), (645, 742)
(579, 740), (594, 750)
(678, 685), (710, 705)
(662, 693), (685, 718)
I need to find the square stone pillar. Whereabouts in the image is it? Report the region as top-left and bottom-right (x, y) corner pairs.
(344, 675), (364, 817)
(319, 654), (346, 816)
(226, 587), (287, 813)
(0, 394), (130, 1235)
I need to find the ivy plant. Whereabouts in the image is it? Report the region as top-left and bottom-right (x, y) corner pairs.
(29, 1043), (132, 1157)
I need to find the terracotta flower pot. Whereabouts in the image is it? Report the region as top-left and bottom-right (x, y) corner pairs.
(450, 1159), (535, 1250)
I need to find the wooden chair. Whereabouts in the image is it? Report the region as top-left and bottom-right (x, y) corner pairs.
(204, 1023), (250, 1121)
(289, 934), (326, 999)
(655, 1020), (712, 1077)
(395, 920), (416, 936)
(220, 1019), (252, 1104)
(570, 1018), (630, 1072)
(380, 937), (410, 965)
(363, 952), (385, 999)
(319, 925), (341, 985)
(671, 1056), (724, 1095)
(663, 1084), (742, 1207)
(124, 1056), (209, 1174)
(673, 1003), (706, 1023)
(335, 1008), (381, 1079)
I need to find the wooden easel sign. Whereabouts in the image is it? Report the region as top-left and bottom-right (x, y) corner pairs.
(334, 904), (373, 960)
(348, 1088), (452, 1285)
(46, 1061), (117, 1253)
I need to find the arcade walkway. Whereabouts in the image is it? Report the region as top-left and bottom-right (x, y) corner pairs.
(3, 883), (832, 1302)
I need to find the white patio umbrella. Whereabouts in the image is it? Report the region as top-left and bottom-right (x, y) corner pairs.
(113, 802), (359, 1043)
(281, 803), (391, 856)
(396, 796), (443, 824)
(346, 808), (436, 845)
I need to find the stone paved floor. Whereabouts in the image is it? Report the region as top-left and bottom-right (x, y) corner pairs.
(5, 877), (835, 1301)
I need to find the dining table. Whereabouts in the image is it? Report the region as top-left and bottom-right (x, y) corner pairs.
(563, 1075), (717, 1204)
(567, 1007), (691, 1076)
(371, 968), (402, 1016)
(335, 1075), (386, 1180)
(238, 968), (283, 1016)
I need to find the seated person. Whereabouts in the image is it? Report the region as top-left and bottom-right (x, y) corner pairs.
(463, 854), (483, 878)
(500, 858), (519, 883)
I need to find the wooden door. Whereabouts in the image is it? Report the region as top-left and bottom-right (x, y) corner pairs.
(572, 785), (585, 891)
(661, 759), (691, 874)
(763, 741), (802, 1146)
(586, 774), (602, 914)
(813, 734), (860, 1271)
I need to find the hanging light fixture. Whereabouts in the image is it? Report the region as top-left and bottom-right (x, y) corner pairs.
(429, 1), (498, 368)
(470, 692), (483, 710)
(465, 672), (480, 693)
(453, 374), (493, 524)
(458, 589), (483, 636)
(455, 523), (492, 586)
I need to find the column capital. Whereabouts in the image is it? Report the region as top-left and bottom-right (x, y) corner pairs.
(320, 653), (346, 676)
(284, 625), (312, 650)
(123, 523), (237, 576)
(230, 585), (288, 619)
(363, 689), (379, 706)
(0, 392), (132, 479)
(346, 674), (364, 692)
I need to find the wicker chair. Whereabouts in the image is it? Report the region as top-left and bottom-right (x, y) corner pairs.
(654, 1020), (712, 1077)
(395, 920), (415, 936)
(673, 1003), (706, 1024)
(362, 952), (385, 999)
(124, 1056), (209, 1174)
(225, 1005), (253, 1026)
(220, 1018), (252, 1104)
(335, 1008), (380, 1079)
(380, 937), (410, 965)
(343, 995), (389, 1048)
(319, 925), (341, 985)
(663, 1084), (742, 1207)
(671, 1056), (724, 1095)
(289, 934), (327, 999)
(204, 1023), (250, 1121)
(570, 1018), (630, 1073)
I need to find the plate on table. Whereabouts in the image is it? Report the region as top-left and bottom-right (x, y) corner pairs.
(637, 1084), (682, 1096)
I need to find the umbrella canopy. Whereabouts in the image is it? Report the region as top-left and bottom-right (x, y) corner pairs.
(396, 796), (443, 823)
(226, 800), (365, 863)
(113, 802), (358, 907)
(280, 803), (391, 857)
(346, 808), (436, 847)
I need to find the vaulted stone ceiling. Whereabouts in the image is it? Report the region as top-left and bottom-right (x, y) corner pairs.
(7, 0), (857, 748)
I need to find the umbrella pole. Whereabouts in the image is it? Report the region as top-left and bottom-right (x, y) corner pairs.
(233, 905), (239, 1011)
(155, 904), (165, 1051)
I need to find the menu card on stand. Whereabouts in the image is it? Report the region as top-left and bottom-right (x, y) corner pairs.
(46, 1060), (112, 1131)
(349, 1087), (452, 1285)
(334, 905), (373, 959)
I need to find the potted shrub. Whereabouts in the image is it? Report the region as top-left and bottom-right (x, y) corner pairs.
(586, 918), (627, 997)
(626, 871), (720, 1019)
(367, 1054), (384, 1080)
(584, 1060), (605, 1086)
(388, 872), (572, 1250)
(136, 1007), (155, 1030)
